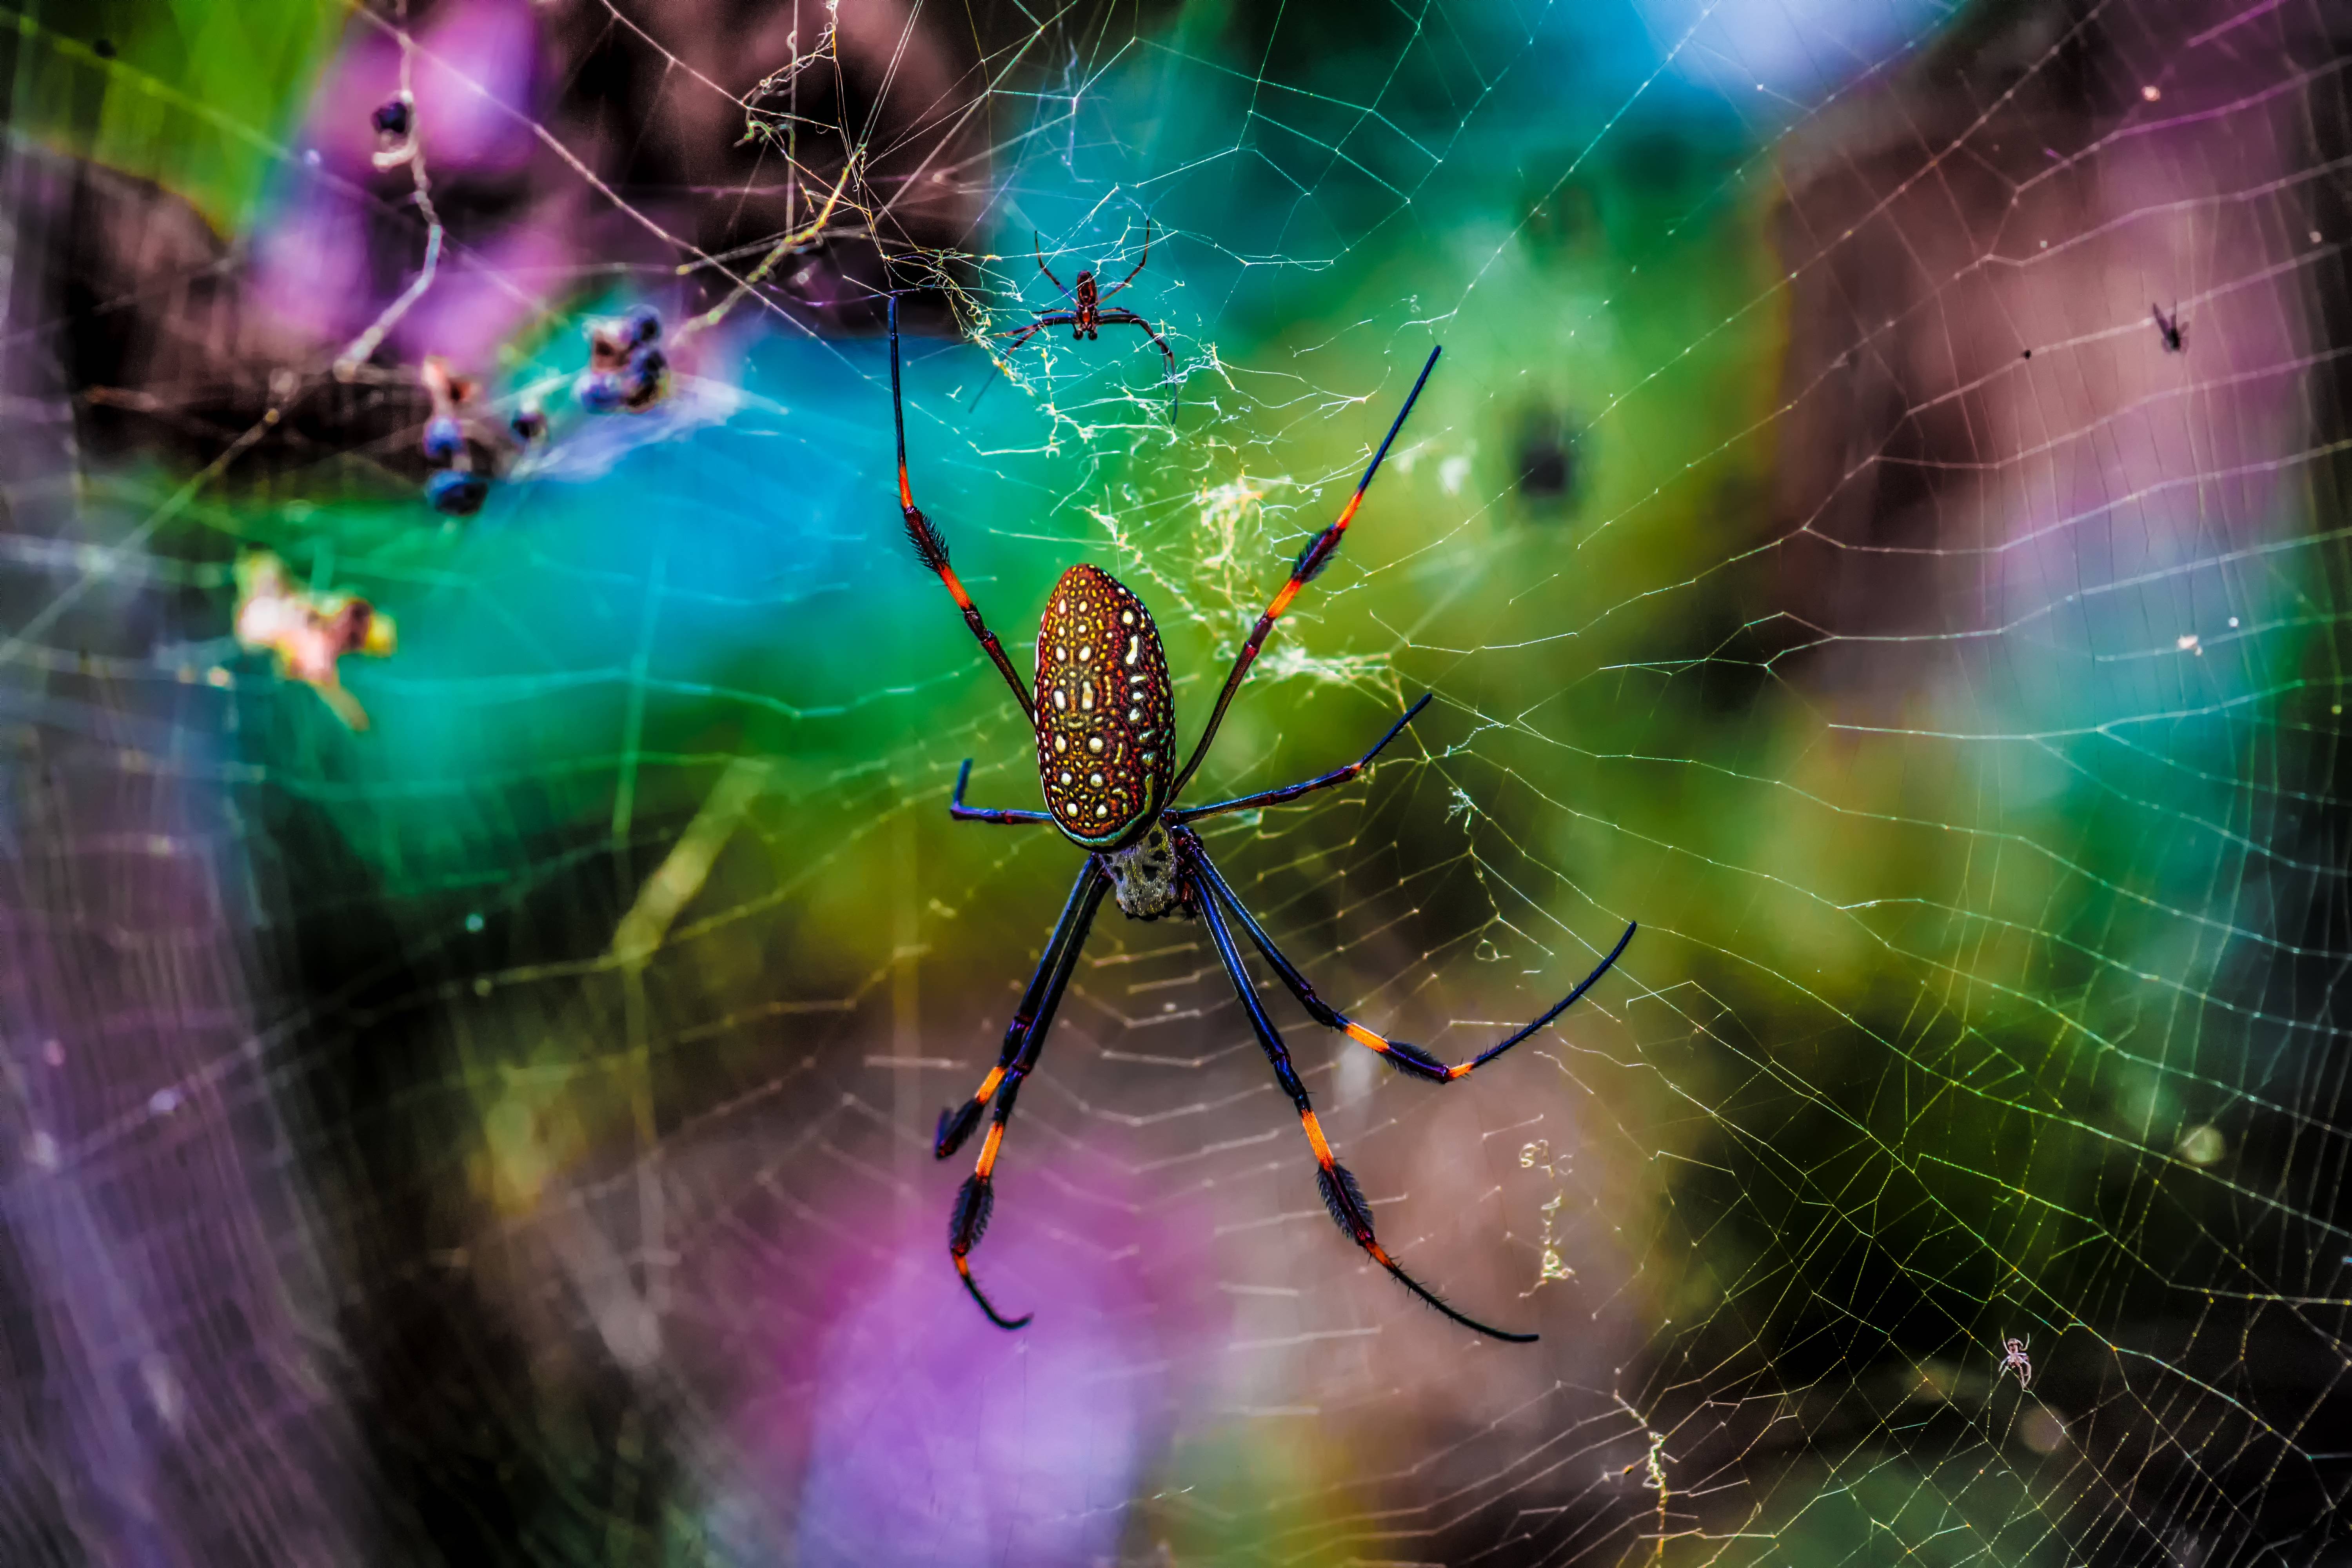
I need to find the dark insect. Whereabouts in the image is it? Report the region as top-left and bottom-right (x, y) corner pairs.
(890, 297), (1636, 1342)
(2152, 301), (2184, 353)
(1998, 1332), (2032, 1392)
(370, 96), (411, 140)
(995, 220), (1179, 414)
(370, 93), (417, 171)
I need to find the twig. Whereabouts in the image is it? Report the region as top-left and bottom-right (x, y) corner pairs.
(334, 14), (442, 379)
(673, 153), (861, 342)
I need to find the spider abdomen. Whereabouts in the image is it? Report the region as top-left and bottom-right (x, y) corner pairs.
(1035, 564), (1174, 847)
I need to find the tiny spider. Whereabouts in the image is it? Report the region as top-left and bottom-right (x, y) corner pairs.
(1998, 1332), (2032, 1392)
(889, 298), (1636, 1341)
(2152, 301), (2185, 353)
(996, 220), (1179, 413)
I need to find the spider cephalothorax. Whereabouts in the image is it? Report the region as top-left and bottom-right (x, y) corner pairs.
(890, 297), (1636, 1342)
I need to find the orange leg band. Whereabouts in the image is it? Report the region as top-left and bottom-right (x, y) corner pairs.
(1300, 1109), (1335, 1167)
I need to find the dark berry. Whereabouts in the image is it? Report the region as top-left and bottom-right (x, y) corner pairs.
(424, 469), (488, 516)
(421, 414), (464, 463)
(576, 369), (626, 414)
(619, 347), (668, 411)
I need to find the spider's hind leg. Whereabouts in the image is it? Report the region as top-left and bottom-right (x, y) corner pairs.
(932, 859), (1105, 1159)
(1187, 845), (1538, 1343)
(935, 861), (1112, 1331)
(950, 1157), (1030, 1330)
(1183, 830), (1634, 1087)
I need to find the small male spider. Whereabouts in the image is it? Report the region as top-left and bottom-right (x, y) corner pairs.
(890, 297), (1637, 1342)
(2152, 301), (2185, 353)
(997, 220), (1179, 413)
(1998, 1332), (2032, 1392)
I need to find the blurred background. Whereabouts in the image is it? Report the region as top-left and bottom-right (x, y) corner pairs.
(2, 0), (2348, 1562)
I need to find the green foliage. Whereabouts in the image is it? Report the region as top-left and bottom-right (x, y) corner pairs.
(7, 0), (338, 229)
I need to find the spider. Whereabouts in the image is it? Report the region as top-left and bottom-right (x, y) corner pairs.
(995, 220), (1179, 413)
(2152, 301), (2185, 353)
(888, 296), (1638, 1342)
(1998, 1332), (2032, 1392)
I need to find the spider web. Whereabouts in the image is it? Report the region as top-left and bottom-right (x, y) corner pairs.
(2, 0), (2349, 1562)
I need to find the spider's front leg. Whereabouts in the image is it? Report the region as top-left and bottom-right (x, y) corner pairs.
(948, 759), (1051, 825)
(999, 314), (1073, 351)
(1095, 216), (1154, 303)
(1168, 345), (1442, 799)
(888, 296), (1036, 719)
(1031, 231), (1067, 295)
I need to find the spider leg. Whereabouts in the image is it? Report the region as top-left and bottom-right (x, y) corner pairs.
(1032, 231), (1067, 296)
(941, 859), (1112, 1331)
(999, 313), (1077, 346)
(1095, 216), (1153, 303)
(1094, 308), (1180, 418)
(1184, 830), (1633, 1086)
(1177, 695), (1431, 822)
(949, 759), (1052, 824)
(888, 296), (1036, 722)
(935, 858), (1107, 1156)
(972, 313), (1083, 412)
(1169, 346), (1442, 801)
(1188, 844), (1537, 1343)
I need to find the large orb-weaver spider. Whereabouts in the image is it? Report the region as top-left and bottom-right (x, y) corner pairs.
(890, 298), (1636, 1342)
